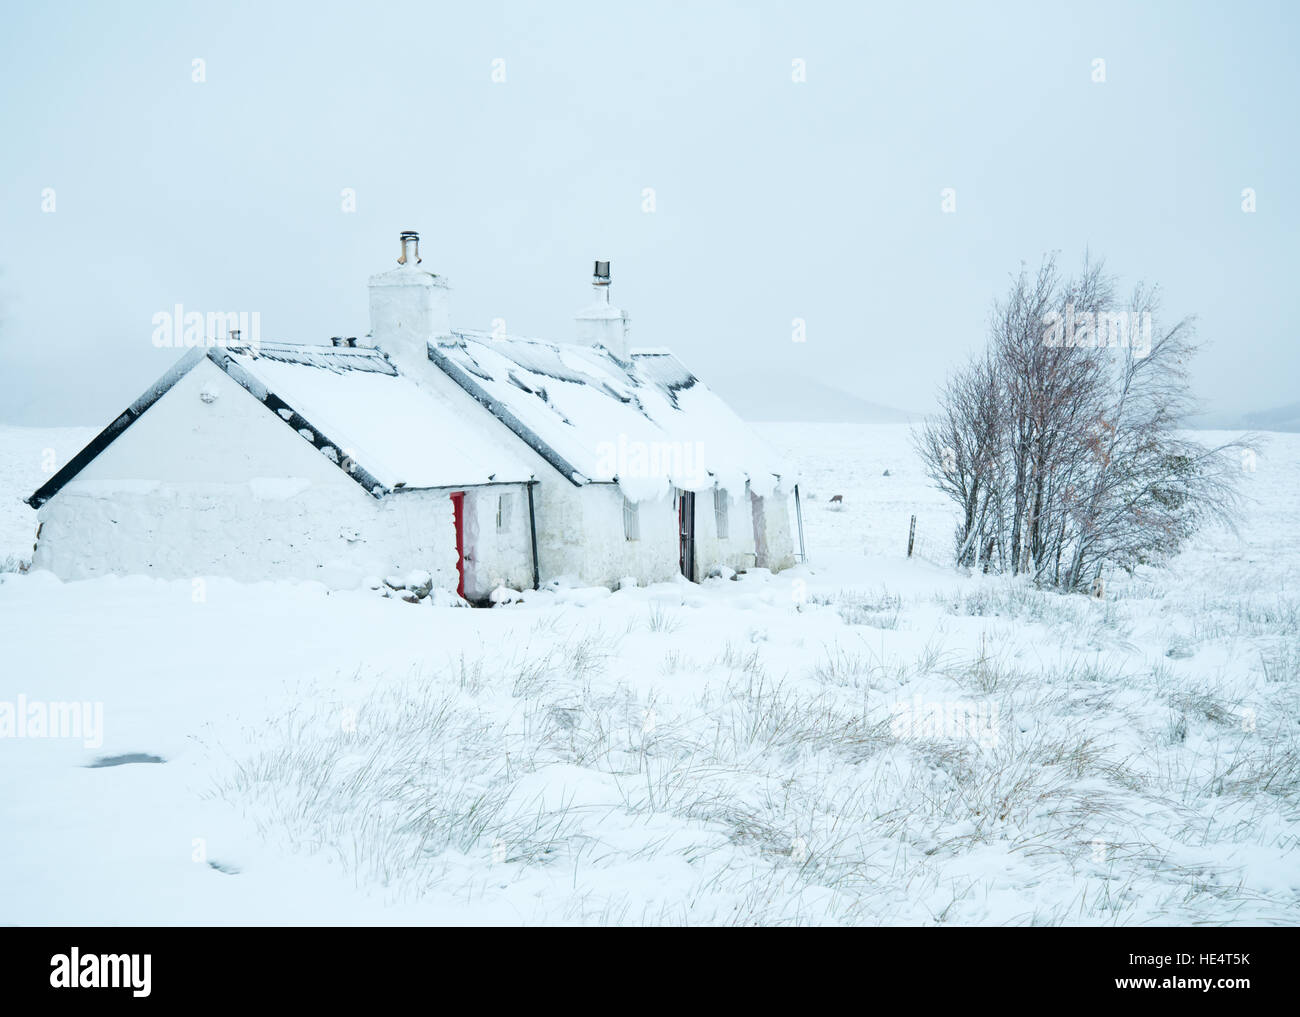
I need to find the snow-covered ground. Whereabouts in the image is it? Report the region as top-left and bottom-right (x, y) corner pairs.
(0, 424), (94, 572)
(1, 422), (1297, 925)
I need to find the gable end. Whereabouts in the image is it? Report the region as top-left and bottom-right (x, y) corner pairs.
(26, 347), (208, 508)
(28, 347), (395, 509)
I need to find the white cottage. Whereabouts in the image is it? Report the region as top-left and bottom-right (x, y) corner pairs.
(28, 232), (804, 601)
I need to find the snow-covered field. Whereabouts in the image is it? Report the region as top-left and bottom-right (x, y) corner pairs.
(1, 422), (1297, 925)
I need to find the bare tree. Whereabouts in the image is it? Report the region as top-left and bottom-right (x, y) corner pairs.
(1059, 286), (1244, 589)
(916, 349), (1002, 567)
(917, 255), (1246, 592)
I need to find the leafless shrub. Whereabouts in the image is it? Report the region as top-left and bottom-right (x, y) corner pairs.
(916, 253), (1248, 591)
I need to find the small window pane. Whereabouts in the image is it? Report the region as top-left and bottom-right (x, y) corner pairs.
(623, 496), (640, 540)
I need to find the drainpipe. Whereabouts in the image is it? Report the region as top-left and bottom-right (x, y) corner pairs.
(794, 483), (807, 564)
(526, 481), (540, 590)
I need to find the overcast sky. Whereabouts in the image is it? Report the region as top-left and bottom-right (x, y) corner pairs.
(1, 0), (1296, 425)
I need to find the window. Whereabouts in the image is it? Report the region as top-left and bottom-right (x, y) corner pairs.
(714, 487), (729, 539)
(496, 493), (513, 532)
(623, 496), (640, 540)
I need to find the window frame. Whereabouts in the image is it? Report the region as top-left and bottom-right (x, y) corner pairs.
(623, 495), (640, 541)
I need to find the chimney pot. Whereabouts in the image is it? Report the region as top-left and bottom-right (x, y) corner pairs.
(398, 230), (421, 266)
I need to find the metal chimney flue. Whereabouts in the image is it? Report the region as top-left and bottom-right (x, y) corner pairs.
(398, 230), (422, 266)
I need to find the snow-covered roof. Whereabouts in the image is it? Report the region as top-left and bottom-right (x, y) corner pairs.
(29, 328), (791, 510)
(28, 342), (535, 508)
(220, 343), (535, 490)
(428, 332), (792, 501)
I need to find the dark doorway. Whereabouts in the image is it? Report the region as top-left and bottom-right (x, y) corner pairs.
(450, 491), (466, 597)
(677, 489), (696, 582)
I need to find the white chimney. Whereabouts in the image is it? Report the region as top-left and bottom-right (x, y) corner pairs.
(368, 230), (451, 369)
(575, 260), (630, 358)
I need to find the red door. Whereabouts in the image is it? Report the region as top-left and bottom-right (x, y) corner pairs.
(450, 492), (466, 598)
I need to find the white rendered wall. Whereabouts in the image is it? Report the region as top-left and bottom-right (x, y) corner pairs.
(750, 487), (796, 572)
(560, 484), (681, 588)
(460, 485), (536, 599)
(767, 488), (797, 570)
(32, 360), (461, 589)
(690, 486), (759, 575)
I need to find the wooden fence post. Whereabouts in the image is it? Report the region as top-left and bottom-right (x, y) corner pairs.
(907, 515), (916, 558)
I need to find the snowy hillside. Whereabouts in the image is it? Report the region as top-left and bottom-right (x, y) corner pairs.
(1196, 402), (1300, 434)
(1, 422), (1297, 924)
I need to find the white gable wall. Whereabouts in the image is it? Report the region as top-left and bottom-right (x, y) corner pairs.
(32, 360), (462, 589)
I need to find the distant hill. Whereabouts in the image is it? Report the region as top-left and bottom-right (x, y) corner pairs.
(1192, 402), (1300, 432)
(709, 370), (920, 423)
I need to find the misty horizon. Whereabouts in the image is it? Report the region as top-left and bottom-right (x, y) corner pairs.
(1, 0), (1296, 427)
